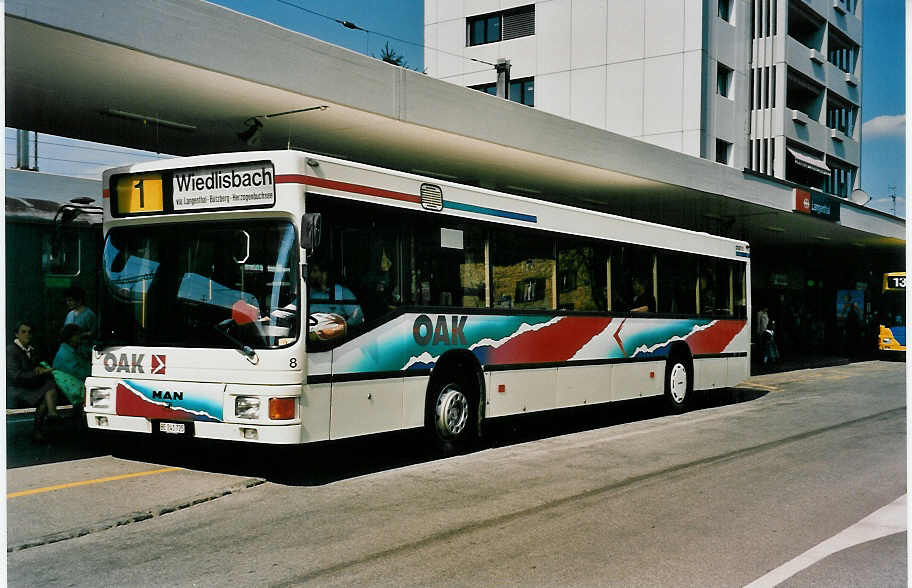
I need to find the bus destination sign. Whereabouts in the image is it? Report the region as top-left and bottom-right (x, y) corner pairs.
(172, 163), (275, 212)
(883, 273), (905, 292)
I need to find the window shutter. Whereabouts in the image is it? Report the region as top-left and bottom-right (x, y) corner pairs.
(502, 6), (534, 40)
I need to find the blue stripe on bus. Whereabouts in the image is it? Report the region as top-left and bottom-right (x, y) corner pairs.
(890, 327), (906, 346)
(736, 251), (750, 258)
(443, 200), (537, 223)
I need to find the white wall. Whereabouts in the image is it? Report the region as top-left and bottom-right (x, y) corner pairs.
(424, 0), (756, 165)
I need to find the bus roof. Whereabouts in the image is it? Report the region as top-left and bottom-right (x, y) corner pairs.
(104, 150), (751, 261)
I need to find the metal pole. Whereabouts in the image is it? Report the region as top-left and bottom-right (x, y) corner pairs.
(16, 129), (29, 169)
(495, 59), (511, 101)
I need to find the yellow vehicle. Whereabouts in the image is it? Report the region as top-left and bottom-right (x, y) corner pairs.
(878, 272), (905, 353)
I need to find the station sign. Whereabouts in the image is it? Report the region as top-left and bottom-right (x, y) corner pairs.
(793, 188), (841, 222)
(111, 161), (275, 217)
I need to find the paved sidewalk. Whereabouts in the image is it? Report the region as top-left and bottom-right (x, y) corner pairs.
(751, 355), (851, 376)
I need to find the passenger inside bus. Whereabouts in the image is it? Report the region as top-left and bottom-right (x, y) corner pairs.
(630, 276), (656, 312)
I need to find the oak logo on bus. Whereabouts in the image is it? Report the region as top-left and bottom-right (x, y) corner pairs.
(103, 353), (145, 374)
(413, 315), (468, 346)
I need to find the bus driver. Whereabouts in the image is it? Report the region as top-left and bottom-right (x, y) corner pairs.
(306, 261), (363, 342)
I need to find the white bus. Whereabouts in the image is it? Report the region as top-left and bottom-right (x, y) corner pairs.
(85, 150), (751, 450)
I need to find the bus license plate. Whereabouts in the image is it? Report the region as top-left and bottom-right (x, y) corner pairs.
(159, 422), (186, 435)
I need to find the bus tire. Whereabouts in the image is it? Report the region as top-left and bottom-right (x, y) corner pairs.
(426, 371), (477, 454)
(664, 353), (693, 413)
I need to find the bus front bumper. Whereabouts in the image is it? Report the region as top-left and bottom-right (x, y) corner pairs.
(85, 413), (304, 444)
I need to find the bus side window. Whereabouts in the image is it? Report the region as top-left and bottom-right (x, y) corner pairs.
(698, 258), (731, 316)
(733, 262), (747, 319)
(492, 229), (555, 310)
(557, 239), (607, 312)
(339, 227), (400, 323)
(405, 222), (486, 308)
(43, 233), (81, 276)
(612, 245), (655, 313)
(657, 251), (696, 315)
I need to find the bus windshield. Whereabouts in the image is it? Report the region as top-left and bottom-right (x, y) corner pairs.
(100, 220), (299, 349)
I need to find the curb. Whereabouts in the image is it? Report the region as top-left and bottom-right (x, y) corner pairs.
(7, 477), (267, 553)
(7, 405), (75, 416)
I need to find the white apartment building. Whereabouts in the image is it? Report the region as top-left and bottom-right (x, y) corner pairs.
(424, 0), (862, 198)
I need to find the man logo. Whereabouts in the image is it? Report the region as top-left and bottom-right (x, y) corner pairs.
(152, 355), (167, 375)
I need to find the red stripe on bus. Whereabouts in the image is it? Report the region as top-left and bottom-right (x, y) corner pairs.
(489, 317), (615, 364)
(103, 189), (110, 199)
(276, 174), (421, 204)
(686, 320), (746, 355)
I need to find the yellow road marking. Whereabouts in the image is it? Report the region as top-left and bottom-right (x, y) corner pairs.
(8, 467), (182, 499)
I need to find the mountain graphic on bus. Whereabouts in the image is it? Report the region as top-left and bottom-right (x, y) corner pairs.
(116, 380), (222, 422)
(330, 313), (746, 376)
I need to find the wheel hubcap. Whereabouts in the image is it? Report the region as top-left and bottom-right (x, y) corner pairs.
(435, 385), (468, 439)
(669, 363), (688, 403)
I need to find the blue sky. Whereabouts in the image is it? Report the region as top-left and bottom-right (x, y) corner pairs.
(857, 0), (905, 215)
(6, 0), (905, 217)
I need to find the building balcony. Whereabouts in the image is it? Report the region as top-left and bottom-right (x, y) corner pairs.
(784, 108), (828, 153)
(794, 0), (862, 42)
(828, 3), (862, 41)
(828, 127), (859, 164)
(784, 36), (826, 86)
(778, 107), (859, 165)
(824, 61), (861, 105)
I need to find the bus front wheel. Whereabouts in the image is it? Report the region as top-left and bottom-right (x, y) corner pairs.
(427, 374), (477, 453)
(664, 355), (693, 413)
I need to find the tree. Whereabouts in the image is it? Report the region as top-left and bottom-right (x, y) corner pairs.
(377, 42), (409, 69)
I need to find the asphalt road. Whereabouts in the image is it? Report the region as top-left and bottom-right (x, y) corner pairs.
(6, 361), (906, 586)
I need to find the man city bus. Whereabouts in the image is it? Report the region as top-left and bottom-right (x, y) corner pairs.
(85, 151), (751, 450)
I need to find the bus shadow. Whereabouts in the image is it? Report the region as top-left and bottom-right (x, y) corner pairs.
(106, 386), (768, 486)
(6, 413), (108, 470)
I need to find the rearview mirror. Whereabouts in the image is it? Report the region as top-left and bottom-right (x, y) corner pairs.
(301, 212), (322, 250)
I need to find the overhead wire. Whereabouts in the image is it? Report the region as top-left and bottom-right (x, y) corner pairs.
(271, 0), (497, 67)
(5, 136), (166, 158)
(6, 154), (121, 167)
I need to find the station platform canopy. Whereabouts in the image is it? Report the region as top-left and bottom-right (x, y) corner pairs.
(5, 0), (904, 255)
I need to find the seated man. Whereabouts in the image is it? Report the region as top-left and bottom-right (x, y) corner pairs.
(307, 262), (363, 341)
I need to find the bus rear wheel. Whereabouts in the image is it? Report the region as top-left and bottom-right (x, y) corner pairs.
(664, 355), (692, 413)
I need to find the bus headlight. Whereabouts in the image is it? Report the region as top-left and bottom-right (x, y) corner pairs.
(235, 396), (261, 419)
(89, 387), (112, 409)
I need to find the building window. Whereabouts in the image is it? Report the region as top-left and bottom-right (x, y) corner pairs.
(468, 13), (501, 46)
(717, 63), (733, 98)
(826, 99), (857, 135)
(715, 139), (732, 165)
(825, 160), (855, 198)
(467, 5), (534, 47)
(718, 0), (732, 22)
(470, 77), (535, 107)
(828, 30), (858, 74)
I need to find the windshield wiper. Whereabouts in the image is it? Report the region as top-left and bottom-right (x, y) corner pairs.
(213, 320), (259, 362)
